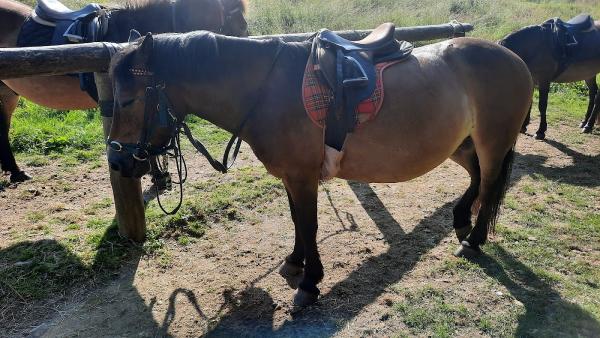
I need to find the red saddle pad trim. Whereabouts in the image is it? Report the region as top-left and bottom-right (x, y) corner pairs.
(302, 57), (402, 129)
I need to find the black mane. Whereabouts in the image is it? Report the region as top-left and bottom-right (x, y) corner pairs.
(111, 32), (287, 87)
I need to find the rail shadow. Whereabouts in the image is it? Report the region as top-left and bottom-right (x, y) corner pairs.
(511, 138), (599, 188)
(0, 221), (160, 337)
(474, 245), (600, 337)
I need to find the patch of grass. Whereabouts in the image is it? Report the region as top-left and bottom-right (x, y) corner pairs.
(26, 211), (45, 223)
(393, 286), (471, 337)
(10, 102), (104, 165)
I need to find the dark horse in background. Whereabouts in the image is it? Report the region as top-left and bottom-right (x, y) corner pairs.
(105, 31), (532, 306)
(500, 14), (600, 140)
(0, 0), (248, 182)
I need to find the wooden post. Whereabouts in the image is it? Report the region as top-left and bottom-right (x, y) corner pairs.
(95, 73), (146, 242)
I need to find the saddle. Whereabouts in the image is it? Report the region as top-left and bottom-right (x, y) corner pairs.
(542, 14), (596, 78)
(309, 23), (413, 179)
(32, 0), (109, 44)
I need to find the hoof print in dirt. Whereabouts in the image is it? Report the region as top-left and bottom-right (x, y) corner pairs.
(454, 241), (482, 258)
(279, 261), (304, 290)
(10, 171), (32, 183)
(293, 288), (319, 307)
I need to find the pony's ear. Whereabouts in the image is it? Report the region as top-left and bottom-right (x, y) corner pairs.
(138, 32), (154, 60)
(128, 29), (142, 43)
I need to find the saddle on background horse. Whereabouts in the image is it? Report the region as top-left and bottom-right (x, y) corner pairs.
(542, 14), (597, 75)
(17, 0), (110, 101)
(305, 23), (413, 179)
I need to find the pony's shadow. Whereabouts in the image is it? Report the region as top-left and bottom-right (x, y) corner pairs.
(474, 246), (600, 336)
(512, 138), (599, 188)
(196, 181), (455, 336)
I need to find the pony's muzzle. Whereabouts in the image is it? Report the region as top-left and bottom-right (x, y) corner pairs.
(107, 147), (150, 178)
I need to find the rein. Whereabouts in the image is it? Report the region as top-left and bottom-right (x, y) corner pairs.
(109, 39), (284, 215)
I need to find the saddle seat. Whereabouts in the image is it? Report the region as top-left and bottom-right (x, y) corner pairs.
(318, 22), (397, 54)
(565, 14), (594, 33)
(33, 0), (102, 24)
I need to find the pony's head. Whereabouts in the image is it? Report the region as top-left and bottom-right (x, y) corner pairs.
(107, 32), (220, 177)
(108, 33), (171, 178)
(221, 0), (249, 37)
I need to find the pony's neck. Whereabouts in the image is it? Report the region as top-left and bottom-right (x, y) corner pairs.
(500, 26), (546, 66)
(168, 37), (286, 135)
(108, 1), (174, 42)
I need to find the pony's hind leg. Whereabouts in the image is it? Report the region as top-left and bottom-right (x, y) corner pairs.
(581, 77), (597, 129)
(450, 137), (481, 243)
(458, 148), (515, 257)
(0, 82), (30, 182)
(582, 79), (600, 133)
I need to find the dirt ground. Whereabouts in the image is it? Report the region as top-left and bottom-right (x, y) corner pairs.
(1, 120), (599, 337)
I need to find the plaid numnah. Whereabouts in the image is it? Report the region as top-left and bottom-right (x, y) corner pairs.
(302, 57), (401, 129)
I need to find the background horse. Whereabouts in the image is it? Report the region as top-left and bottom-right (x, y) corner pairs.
(0, 0), (248, 182)
(106, 32), (533, 306)
(500, 19), (600, 140)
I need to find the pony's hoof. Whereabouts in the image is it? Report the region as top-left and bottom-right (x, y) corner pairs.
(293, 288), (319, 307)
(279, 261), (304, 289)
(454, 241), (481, 258)
(534, 132), (545, 140)
(10, 171), (32, 183)
(454, 225), (473, 243)
(582, 126), (593, 134)
(579, 121), (587, 128)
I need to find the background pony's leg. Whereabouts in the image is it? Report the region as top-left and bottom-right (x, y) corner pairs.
(278, 187), (305, 290)
(582, 78), (600, 133)
(521, 103), (531, 133)
(0, 81), (30, 182)
(283, 176), (322, 306)
(581, 77), (597, 128)
(535, 82), (551, 140)
(449, 137), (481, 243)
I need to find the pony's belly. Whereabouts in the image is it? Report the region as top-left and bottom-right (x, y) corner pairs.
(3, 76), (97, 110)
(555, 59), (600, 83)
(336, 117), (470, 183)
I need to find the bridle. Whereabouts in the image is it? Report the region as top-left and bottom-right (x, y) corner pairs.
(107, 68), (242, 215)
(107, 39), (283, 215)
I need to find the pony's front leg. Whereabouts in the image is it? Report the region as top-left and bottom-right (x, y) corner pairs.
(279, 188), (305, 289)
(535, 82), (550, 140)
(0, 82), (30, 182)
(283, 176), (323, 307)
(581, 77), (597, 128)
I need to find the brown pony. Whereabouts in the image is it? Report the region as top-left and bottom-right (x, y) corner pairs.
(0, 0), (248, 182)
(500, 18), (600, 140)
(106, 31), (532, 306)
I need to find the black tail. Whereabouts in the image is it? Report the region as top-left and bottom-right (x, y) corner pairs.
(486, 148), (515, 235)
